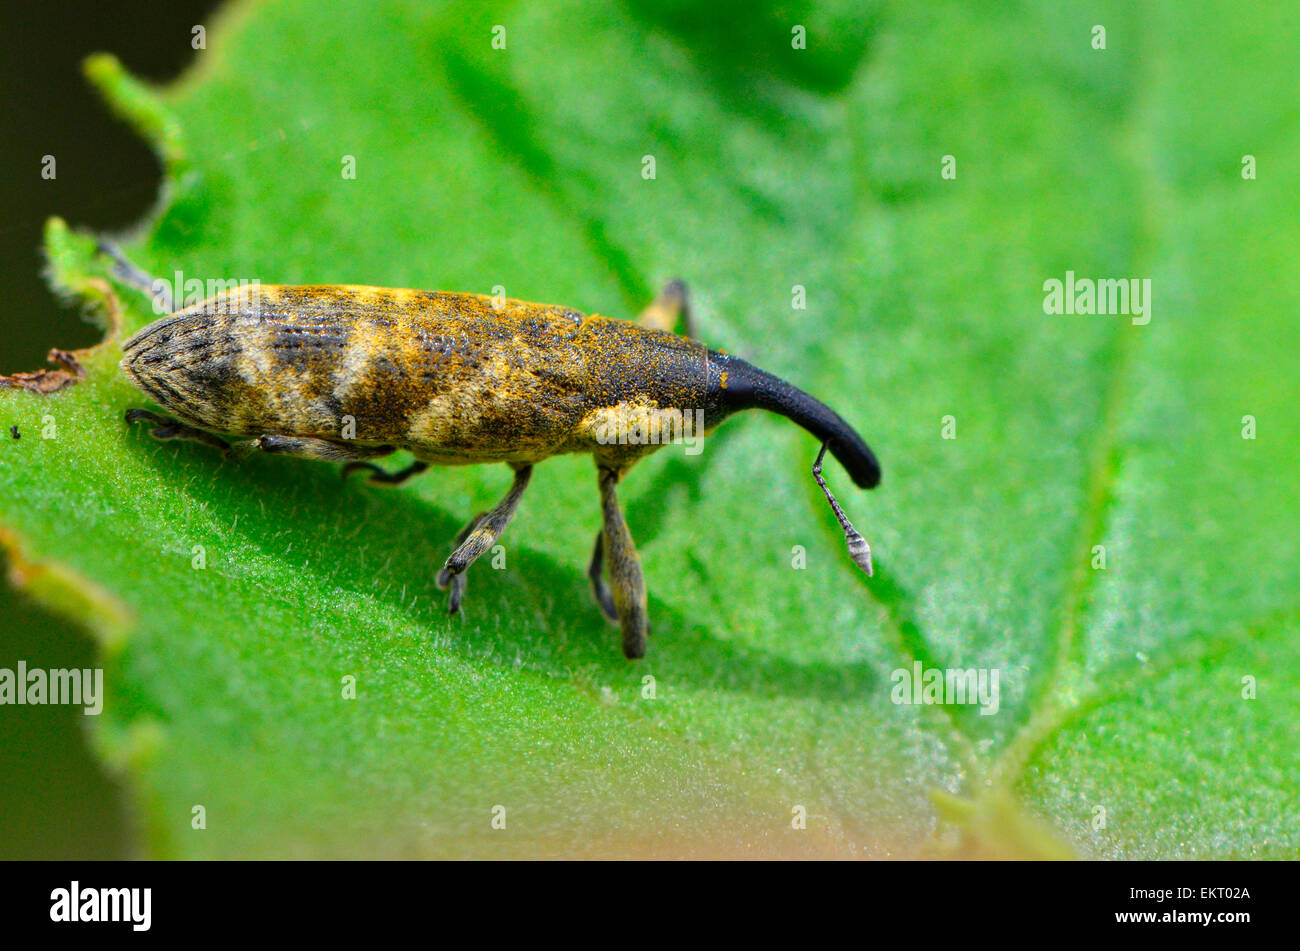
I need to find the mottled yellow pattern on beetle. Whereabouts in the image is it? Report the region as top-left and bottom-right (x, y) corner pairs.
(120, 285), (718, 470)
(116, 278), (881, 660)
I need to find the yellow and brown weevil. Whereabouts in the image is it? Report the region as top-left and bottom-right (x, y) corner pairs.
(103, 244), (880, 658)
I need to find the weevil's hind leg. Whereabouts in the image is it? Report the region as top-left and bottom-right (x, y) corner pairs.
(436, 511), (486, 614)
(597, 466), (649, 659)
(439, 464), (533, 613)
(97, 239), (171, 312)
(257, 434), (395, 462)
(587, 531), (620, 625)
(342, 459), (429, 485)
(126, 408), (230, 453)
(636, 279), (695, 339)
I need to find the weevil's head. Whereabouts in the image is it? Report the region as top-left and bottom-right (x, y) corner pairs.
(705, 352), (881, 488)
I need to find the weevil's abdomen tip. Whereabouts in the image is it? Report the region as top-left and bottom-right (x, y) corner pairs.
(116, 309), (244, 431)
(118, 344), (149, 391)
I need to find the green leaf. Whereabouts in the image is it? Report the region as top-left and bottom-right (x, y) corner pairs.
(2, 0), (1296, 858)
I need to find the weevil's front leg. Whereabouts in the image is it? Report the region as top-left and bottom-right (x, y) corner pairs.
(587, 531), (619, 624)
(439, 464), (533, 612)
(126, 408), (230, 453)
(636, 279), (696, 338)
(256, 434), (396, 462)
(341, 459), (429, 485)
(597, 466), (649, 659)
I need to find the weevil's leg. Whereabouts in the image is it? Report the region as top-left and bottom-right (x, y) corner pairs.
(257, 434), (395, 462)
(97, 239), (171, 312)
(435, 511), (486, 614)
(439, 465), (533, 610)
(597, 466), (649, 659)
(812, 442), (873, 575)
(341, 459), (429, 485)
(636, 279), (695, 339)
(586, 531), (620, 625)
(125, 408), (230, 453)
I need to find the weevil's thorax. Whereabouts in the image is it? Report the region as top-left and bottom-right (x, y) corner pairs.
(570, 317), (741, 469)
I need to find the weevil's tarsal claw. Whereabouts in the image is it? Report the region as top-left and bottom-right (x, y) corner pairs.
(812, 441), (874, 577)
(438, 511), (482, 609)
(441, 468), (531, 580)
(434, 559), (467, 614)
(445, 572), (468, 614)
(438, 465), (531, 614)
(438, 518), (477, 615)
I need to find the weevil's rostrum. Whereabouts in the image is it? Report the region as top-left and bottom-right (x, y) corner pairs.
(118, 276), (881, 658)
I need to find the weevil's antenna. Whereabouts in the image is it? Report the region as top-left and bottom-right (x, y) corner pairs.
(97, 238), (173, 313)
(813, 441), (873, 576)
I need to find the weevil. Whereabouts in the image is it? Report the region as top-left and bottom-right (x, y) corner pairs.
(104, 245), (880, 658)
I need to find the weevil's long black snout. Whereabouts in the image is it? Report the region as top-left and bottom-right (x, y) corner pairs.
(709, 354), (881, 488)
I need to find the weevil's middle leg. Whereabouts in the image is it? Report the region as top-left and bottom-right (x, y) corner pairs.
(439, 464), (533, 611)
(597, 466), (649, 659)
(342, 459), (429, 485)
(637, 279), (696, 338)
(126, 408), (230, 453)
(257, 435), (396, 462)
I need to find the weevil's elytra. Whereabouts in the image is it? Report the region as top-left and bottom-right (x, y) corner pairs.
(111, 256), (881, 659)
